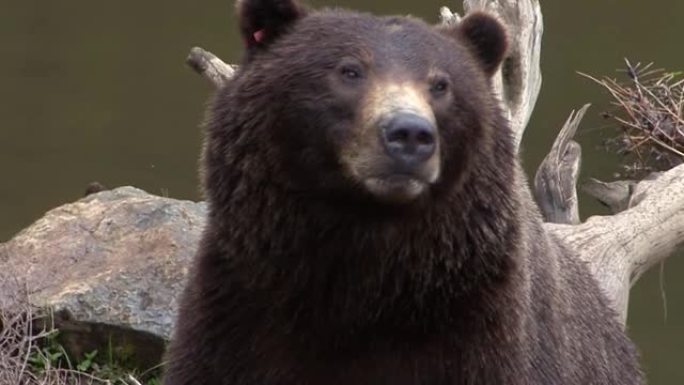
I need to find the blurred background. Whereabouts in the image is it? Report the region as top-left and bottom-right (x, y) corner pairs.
(1, 0), (682, 382)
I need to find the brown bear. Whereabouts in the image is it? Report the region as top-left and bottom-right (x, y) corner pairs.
(163, 1), (643, 384)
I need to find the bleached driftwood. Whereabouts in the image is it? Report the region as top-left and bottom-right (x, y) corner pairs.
(533, 104), (586, 225)
(186, 47), (236, 88)
(549, 167), (684, 323)
(185, 0), (684, 326)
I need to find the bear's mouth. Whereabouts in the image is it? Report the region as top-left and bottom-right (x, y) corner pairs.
(363, 174), (429, 203)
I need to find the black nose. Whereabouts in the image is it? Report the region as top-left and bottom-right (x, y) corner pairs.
(382, 113), (437, 164)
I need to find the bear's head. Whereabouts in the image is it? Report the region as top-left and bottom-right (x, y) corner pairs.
(208, 0), (510, 209)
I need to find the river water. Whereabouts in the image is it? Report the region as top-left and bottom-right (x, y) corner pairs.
(1, 0), (682, 382)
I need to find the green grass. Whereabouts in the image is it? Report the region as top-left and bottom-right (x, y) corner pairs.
(27, 328), (162, 385)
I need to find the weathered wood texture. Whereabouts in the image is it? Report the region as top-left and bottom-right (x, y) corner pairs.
(185, 0), (684, 326)
(186, 47), (236, 88)
(534, 105), (586, 225)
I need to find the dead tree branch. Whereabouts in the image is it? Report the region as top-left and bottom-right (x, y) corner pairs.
(186, 47), (235, 88)
(534, 105), (586, 224)
(548, 164), (684, 324)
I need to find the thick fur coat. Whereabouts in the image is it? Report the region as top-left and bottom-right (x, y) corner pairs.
(163, 1), (643, 384)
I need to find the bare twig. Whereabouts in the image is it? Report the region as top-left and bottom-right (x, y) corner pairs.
(580, 60), (684, 177)
(0, 274), (111, 385)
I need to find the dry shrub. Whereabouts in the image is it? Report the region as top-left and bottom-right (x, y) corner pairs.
(582, 60), (684, 177)
(0, 276), (112, 385)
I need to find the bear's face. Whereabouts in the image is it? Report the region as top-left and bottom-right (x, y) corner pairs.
(230, 0), (508, 206)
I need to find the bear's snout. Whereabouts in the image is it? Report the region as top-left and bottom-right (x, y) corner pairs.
(381, 112), (437, 167)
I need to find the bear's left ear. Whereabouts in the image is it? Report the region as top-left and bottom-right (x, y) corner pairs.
(441, 12), (508, 77)
(237, 0), (307, 51)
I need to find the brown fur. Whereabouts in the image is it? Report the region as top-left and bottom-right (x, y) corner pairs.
(163, 2), (642, 384)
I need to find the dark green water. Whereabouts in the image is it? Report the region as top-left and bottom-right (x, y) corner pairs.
(1, 0), (682, 382)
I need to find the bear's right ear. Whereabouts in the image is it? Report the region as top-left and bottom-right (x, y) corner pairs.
(237, 0), (307, 51)
(440, 12), (508, 77)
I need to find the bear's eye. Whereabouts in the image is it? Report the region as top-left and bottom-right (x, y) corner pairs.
(339, 64), (364, 81)
(430, 78), (450, 96)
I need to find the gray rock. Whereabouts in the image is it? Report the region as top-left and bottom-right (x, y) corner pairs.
(0, 187), (206, 362)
